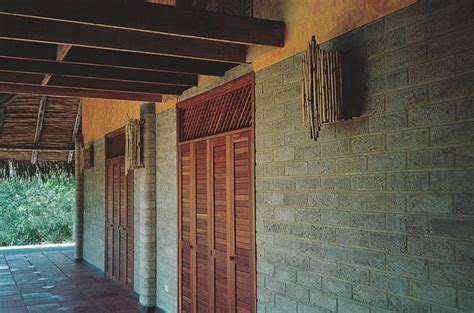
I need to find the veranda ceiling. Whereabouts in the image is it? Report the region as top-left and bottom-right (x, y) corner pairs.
(0, 93), (81, 162)
(0, 0), (284, 102)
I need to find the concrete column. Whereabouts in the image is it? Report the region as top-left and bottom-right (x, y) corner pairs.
(138, 103), (157, 309)
(74, 134), (84, 261)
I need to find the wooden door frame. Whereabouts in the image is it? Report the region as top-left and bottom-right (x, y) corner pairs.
(176, 72), (256, 312)
(104, 127), (134, 292)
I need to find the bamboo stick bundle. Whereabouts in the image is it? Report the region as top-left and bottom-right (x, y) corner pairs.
(319, 49), (324, 124)
(301, 36), (344, 141)
(311, 36), (319, 140)
(301, 52), (307, 128)
(334, 53), (340, 121)
(125, 117), (142, 175)
(305, 49), (312, 138)
(309, 38), (316, 139)
(318, 49), (322, 124)
(336, 53), (342, 120)
(328, 52), (332, 122)
(338, 52), (344, 119)
(331, 52), (336, 122)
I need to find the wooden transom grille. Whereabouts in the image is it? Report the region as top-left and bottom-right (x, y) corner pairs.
(177, 73), (254, 142)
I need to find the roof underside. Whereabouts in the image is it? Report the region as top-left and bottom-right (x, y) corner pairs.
(0, 93), (80, 162)
(0, 0), (284, 102)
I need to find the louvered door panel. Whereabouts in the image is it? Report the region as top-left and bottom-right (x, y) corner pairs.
(112, 161), (120, 280)
(231, 131), (254, 313)
(126, 172), (134, 288)
(105, 156), (134, 291)
(119, 162), (127, 282)
(211, 137), (230, 312)
(106, 162), (114, 279)
(194, 142), (210, 313)
(179, 144), (193, 313)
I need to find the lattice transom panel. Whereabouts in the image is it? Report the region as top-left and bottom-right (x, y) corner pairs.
(177, 73), (254, 142)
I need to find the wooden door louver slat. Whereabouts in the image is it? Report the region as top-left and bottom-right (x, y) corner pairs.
(178, 73), (255, 313)
(105, 156), (134, 291)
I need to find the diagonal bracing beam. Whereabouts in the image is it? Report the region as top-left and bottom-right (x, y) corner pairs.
(68, 100), (82, 162)
(31, 96), (48, 164)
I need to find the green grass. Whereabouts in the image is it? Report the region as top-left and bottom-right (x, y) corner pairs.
(0, 175), (75, 246)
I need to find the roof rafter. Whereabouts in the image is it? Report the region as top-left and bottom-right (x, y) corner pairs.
(31, 96), (48, 164)
(0, 40), (236, 77)
(0, 70), (183, 96)
(0, 147), (73, 152)
(0, 14), (248, 63)
(0, 56), (198, 86)
(0, 82), (162, 102)
(42, 44), (73, 86)
(0, 0), (284, 46)
(68, 100), (82, 162)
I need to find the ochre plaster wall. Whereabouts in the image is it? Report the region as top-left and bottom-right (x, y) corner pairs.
(249, 0), (416, 70)
(82, 98), (141, 144)
(82, 0), (415, 143)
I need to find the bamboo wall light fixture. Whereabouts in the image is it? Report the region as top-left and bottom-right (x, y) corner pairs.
(301, 36), (346, 140)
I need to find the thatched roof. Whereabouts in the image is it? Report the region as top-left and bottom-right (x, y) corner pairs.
(0, 93), (81, 163)
(0, 160), (74, 180)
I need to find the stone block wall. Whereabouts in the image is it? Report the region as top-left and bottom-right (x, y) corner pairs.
(156, 107), (178, 312)
(138, 104), (157, 307)
(83, 138), (105, 271)
(255, 1), (474, 312)
(134, 173), (141, 294)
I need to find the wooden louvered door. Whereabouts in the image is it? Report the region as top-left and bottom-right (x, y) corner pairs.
(210, 136), (229, 313)
(179, 144), (193, 313)
(178, 130), (255, 313)
(229, 130), (255, 313)
(105, 156), (134, 291)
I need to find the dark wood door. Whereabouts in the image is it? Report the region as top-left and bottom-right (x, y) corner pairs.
(178, 130), (255, 313)
(105, 156), (134, 291)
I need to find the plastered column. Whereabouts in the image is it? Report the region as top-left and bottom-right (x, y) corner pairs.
(138, 103), (157, 309)
(74, 134), (84, 261)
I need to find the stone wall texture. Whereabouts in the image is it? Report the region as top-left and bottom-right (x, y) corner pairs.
(155, 107), (178, 312)
(254, 1), (474, 312)
(138, 104), (157, 307)
(83, 138), (105, 271)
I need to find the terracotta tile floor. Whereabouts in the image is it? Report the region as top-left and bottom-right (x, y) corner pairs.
(0, 250), (140, 313)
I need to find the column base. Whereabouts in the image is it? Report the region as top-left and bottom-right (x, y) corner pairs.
(138, 304), (156, 313)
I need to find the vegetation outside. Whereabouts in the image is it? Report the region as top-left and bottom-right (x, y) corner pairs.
(0, 175), (75, 246)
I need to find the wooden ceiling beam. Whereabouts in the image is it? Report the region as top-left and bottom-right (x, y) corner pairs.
(66, 47), (236, 76)
(0, 70), (187, 95)
(0, 14), (247, 63)
(0, 147), (73, 152)
(31, 96), (48, 164)
(0, 83), (162, 102)
(0, 57), (198, 86)
(57, 45), (73, 62)
(42, 44), (73, 86)
(0, 40), (236, 76)
(0, 40), (56, 61)
(0, 0), (284, 46)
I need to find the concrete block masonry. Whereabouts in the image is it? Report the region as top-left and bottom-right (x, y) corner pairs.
(255, 0), (474, 312)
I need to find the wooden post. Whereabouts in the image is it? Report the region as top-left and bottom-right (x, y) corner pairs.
(74, 134), (84, 261)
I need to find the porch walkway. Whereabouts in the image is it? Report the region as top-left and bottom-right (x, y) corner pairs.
(0, 249), (140, 313)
